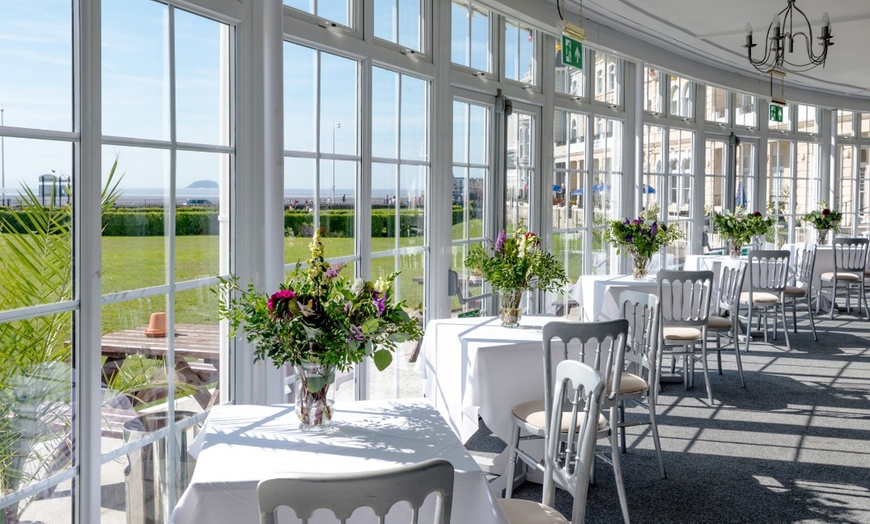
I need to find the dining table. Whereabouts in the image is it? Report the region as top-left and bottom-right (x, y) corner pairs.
(570, 274), (660, 321)
(168, 400), (507, 524)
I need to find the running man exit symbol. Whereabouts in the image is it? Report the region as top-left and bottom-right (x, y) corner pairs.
(562, 35), (583, 69)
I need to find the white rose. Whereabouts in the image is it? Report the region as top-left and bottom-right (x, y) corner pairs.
(351, 277), (365, 296)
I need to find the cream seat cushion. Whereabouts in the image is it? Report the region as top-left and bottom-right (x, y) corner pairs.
(820, 271), (861, 282)
(498, 498), (569, 524)
(663, 326), (702, 340)
(707, 315), (733, 329)
(740, 291), (780, 304)
(784, 286), (807, 296)
(616, 372), (647, 395)
(512, 399), (607, 432)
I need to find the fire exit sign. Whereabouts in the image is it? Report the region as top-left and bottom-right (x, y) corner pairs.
(561, 35), (583, 69)
(769, 104), (783, 122)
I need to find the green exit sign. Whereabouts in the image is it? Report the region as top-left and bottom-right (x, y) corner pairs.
(769, 104), (783, 122)
(561, 35), (583, 69)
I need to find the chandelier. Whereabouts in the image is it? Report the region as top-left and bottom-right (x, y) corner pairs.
(744, 0), (833, 74)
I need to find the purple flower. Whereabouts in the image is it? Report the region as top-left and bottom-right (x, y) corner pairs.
(632, 218), (641, 226)
(623, 218), (630, 225)
(348, 325), (365, 342)
(495, 229), (507, 254)
(372, 291), (387, 317)
(650, 222), (658, 237)
(324, 263), (345, 279)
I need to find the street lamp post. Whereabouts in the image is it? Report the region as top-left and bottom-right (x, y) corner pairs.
(332, 122), (341, 205)
(1, 107), (5, 207)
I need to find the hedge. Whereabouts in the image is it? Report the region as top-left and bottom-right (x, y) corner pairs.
(1, 206), (463, 237)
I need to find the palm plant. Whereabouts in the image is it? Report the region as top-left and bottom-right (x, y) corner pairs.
(0, 160), (123, 523)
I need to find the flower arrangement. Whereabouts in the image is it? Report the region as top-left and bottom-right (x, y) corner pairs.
(605, 212), (683, 278)
(216, 230), (423, 373)
(713, 208), (774, 256)
(465, 222), (567, 326)
(802, 203), (842, 244)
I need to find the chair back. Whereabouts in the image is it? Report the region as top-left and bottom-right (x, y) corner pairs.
(793, 244), (817, 288)
(832, 238), (869, 274)
(541, 319), (629, 430)
(657, 270), (714, 328)
(542, 359), (605, 524)
(257, 458), (455, 524)
(619, 291), (660, 385)
(746, 250), (790, 294)
(717, 262), (747, 314)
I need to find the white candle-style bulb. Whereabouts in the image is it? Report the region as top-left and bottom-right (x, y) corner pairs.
(822, 12), (830, 28)
(771, 14), (781, 29)
(745, 23), (753, 36)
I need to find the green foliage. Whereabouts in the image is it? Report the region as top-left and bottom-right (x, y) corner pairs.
(606, 212), (682, 264)
(216, 231), (424, 373)
(464, 222), (567, 294)
(713, 207), (775, 246)
(801, 203), (843, 233)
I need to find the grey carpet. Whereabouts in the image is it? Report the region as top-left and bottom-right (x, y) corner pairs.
(464, 312), (870, 523)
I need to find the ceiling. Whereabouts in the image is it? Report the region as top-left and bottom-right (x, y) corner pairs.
(574, 0), (870, 101)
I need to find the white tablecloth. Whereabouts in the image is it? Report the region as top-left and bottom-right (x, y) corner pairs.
(414, 316), (552, 444)
(571, 275), (659, 321)
(169, 400), (507, 524)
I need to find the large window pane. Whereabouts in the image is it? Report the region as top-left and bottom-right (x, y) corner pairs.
(103, 0), (169, 140)
(451, 1), (490, 72)
(320, 53), (357, 157)
(374, 0), (422, 52)
(175, 151), (225, 280)
(101, 146), (169, 293)
(504, 18), (535, 85)
(705, 86), (729, 124)
(284, 43), (317, 152)
(0, 1), (72, 131)
(284, 0), (351, 28)
(0, 139), (73, 305)
(175, 10), (228, 146)
(735, 93), (757, 128)
(643, 67), (664, 114)
(506, 111), (534, 232)
(0, 312), (74, 522)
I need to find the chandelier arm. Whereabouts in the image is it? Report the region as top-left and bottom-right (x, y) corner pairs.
(744, 0), (831, 75)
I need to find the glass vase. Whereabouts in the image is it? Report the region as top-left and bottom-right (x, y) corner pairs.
(729, 239), (742, 259)
(632, 253), (650, 280)
(500, 289), (524, 328)
(817, 228), (830, 245)
(294, 361), (336, 429)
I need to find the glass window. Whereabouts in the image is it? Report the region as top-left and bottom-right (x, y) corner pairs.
(735, 93), (757, 128)
(861, 113), (870, 138)
(643, 67), (664, 114)
(704, 139), (727, 252)
(836, 110), (855, 137)
(836, 145), (858, 234)
(0, 1), (73, 131)
(668, 74), (693, 119)
(504, 18), (535, 85)
(593, 117), (623, 273)
(593, 50), (621, 106)
(766, 139), (793, 245)
(451, 1), (490, 73)
(284, 0), (352, 28)
(451, 98), (491, 314)
(374, 0), (423, 52)
(506, 110), (535, 231)
(705, 86), (729, 124)
(796, 104), (818, 134)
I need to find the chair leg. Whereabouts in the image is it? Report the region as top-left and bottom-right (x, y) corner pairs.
(609, 408), (631, 524)
(732, 323), (745, 388)
(745, 306), (753, 353)
(503, 423), (522, 498)
(699, 341), (714, 404)
(830, 280), (838, 320)
(716, 332), (723, 375)
(792, 299), (798, 334)
(618, 401), (627, 454)
(779, 302), (791, 351)
(646, 391), (666, 479)
(805, 296), (818, 341)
